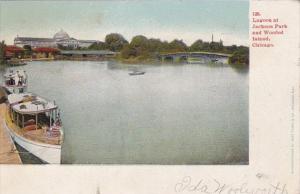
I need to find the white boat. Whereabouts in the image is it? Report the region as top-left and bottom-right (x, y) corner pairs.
(3, 92), (63, 164)
(3, 70), (28, 94)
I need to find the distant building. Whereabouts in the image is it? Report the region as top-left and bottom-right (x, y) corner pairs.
(56, 50), (116, 60)
(32, 47), (60, 59)
(4, 45), (24, 59)
(14, 29), (99, 49)
(14, 37), (56, 48)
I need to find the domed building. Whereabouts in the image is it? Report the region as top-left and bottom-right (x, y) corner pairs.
(14, 29), (99, 49)
(54, 30), (79, 49)
(53, 29), (70, 41)
(14, 36), (56, 48)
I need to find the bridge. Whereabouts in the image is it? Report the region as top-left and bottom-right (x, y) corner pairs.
(159, 52), (233, 64)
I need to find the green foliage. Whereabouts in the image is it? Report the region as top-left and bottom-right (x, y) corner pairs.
(0, 41), (6, 65)
(190, 39), (204, 51)
(224, 45), (238, 53)
(228, 46), (249, 65)
(88, 41), (107, 50)
(168, 39), (188, 52)
(130, 35), (148, 48)
(120, 44), (134, 59)
(121, 35), (151, 59)
(209, 41), (223, 51)
(129, 35), (150, 57)
(120, 36), (190, 60)
(189, 39), (248, 65)
(118, 34), (249, 65)
(105, 33), (128, 52)
(1, 32), (248, 65)
(190, 39), (224, 52)
(148, 38), (165, 52)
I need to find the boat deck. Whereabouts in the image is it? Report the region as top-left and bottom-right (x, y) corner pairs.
(5, 107), (62, 146)
(0, 104), (22, 164)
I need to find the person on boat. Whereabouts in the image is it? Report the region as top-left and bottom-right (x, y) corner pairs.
(9, 77), (14, 86)
(14, 71), (20, 86)
(15, 71), (23, 86)
(55, 112), (62, 126)
(23, 71), (28, 84)
(18, 78), (22, 86)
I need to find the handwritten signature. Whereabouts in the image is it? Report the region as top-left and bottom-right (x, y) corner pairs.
(174, 176), (288, 194)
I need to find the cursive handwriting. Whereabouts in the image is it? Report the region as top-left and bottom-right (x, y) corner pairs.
(174, 176), (288, 194)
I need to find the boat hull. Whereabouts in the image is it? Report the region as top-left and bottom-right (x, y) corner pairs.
(3, 120), (61, 164)
(129, 72), (145, 76)
(2, 85), (28, 94)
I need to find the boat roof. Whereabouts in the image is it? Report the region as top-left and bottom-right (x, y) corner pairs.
(8, 93), (57, 114)
(4, 84), (27, 89)
(4, 70), (27, 79)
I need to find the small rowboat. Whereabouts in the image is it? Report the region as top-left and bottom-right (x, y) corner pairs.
(129, 71), (145, 76)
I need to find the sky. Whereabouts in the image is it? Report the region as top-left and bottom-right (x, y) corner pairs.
(0, 0), (249, 46)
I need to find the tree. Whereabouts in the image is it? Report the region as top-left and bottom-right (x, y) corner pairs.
(147, 38), (168, 53)
(121, 35), (151, 59)
(130, 35), (148, 48)
(228, 46), (249, 65)
(168, 39), (188, 52)
(0, 41), (6, 65)
(88, 41), (108, 50)
(129, 35), (150, 57)
(105, 33), (128, 52)
(121, 44), (135, 59)
(190, 39), (204, 51)
(225, 45), (238, 53)
(209, 42), (223, 52)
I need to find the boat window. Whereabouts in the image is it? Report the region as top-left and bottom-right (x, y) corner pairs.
(20, 104), (27, 109)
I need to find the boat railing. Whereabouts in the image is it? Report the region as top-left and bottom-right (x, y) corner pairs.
(5, 108), (62, 145)
(23, 131), (61, 145)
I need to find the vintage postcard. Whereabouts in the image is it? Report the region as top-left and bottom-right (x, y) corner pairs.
(0, 0), (249, 165)
(0, 0), (299, 194)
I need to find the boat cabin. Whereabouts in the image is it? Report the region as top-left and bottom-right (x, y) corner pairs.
(7, 93), (63, 145)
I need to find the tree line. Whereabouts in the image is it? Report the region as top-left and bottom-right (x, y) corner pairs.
(0, 33), (249, 65)
(86, 33), (249, 65)
(0, 41), (5, 65)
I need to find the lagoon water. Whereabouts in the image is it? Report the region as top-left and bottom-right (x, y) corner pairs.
(0, 61), (248, 164)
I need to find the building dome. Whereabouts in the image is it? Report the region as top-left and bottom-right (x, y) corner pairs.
(53, 29), (70, 40)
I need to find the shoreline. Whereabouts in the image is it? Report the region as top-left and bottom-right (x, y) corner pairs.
(0, 100), (22, 164)
(2, 54), (248, 66)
